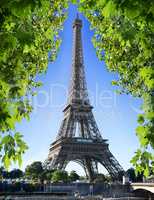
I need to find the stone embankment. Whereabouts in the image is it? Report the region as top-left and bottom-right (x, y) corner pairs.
(77, 197), (151, 200)
(0, 196), (74, 200)
(0, 196), (152, 200)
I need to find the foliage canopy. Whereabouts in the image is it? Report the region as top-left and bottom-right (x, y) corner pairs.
(69, 170), (80, 182)
(0, 0), (68, 168)
(25, 161), (44, 180)
(52, 170), (68, 183)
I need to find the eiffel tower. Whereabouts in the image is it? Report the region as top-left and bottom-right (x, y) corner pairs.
(46, 16), (124, 181)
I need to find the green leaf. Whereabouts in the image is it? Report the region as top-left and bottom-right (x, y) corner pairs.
(137, 114), (145, 124)
(2, 154), (11, 169)
(17, 154), (22, 167)
(125, 7), (141, 19)
(102, 1), (117, 18)
(111, 80), (118, 86)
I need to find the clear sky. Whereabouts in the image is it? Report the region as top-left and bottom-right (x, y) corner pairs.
(16, 4), (142, 175)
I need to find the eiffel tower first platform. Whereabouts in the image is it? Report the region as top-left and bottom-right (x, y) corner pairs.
(45, 16), (124, 181)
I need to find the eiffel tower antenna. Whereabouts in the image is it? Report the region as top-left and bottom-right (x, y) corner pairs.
(67, 12), (90, 108)
(45, 17), (124, 181)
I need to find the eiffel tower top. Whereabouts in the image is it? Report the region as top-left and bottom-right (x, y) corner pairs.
(67, 15), (90, 106)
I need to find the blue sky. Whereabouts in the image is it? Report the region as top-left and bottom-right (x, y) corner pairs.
(16, 4), (142, 175)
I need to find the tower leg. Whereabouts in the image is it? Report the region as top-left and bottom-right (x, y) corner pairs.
(84, 158), (95, 182)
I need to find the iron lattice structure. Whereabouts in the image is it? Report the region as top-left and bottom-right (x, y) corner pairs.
(46, 17), (124, 181)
